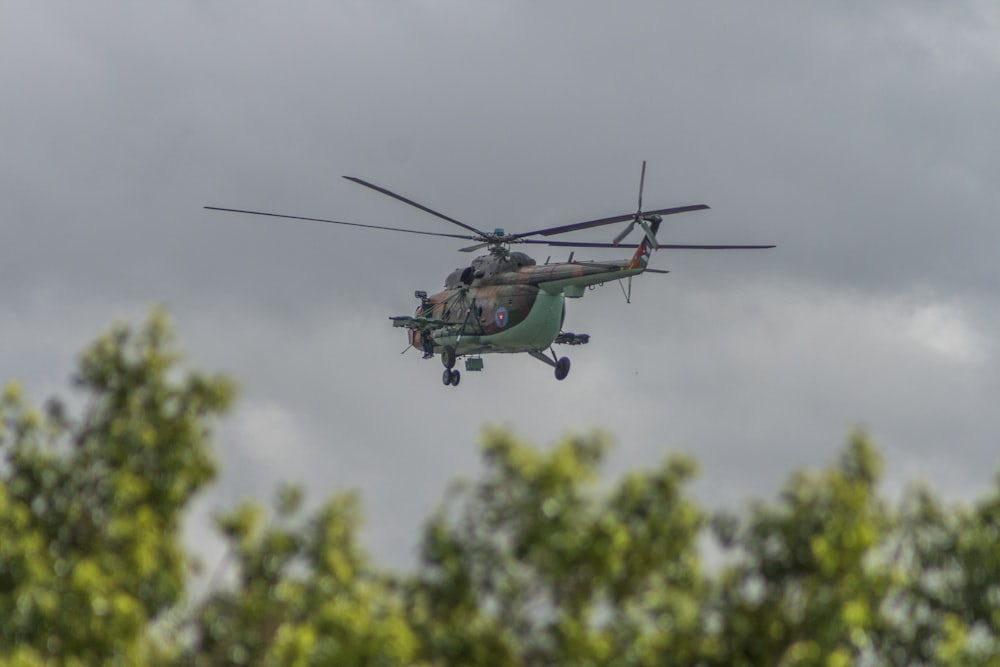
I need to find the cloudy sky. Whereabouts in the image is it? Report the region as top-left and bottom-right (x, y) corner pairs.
(3, 1), (999, 569)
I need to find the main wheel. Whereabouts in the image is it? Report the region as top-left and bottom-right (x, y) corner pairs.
(554, 357), (571, 381)
(442, 369), (454, 386)
(441, 345), (457, 370)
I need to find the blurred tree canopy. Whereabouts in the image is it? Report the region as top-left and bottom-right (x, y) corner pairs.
(2, 311), (1000, 666)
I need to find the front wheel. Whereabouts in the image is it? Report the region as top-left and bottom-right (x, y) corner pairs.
(442, 369), (454, 386)
(554, 357), (571, 381)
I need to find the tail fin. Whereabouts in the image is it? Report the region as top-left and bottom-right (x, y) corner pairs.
(625, 219), (661, 270)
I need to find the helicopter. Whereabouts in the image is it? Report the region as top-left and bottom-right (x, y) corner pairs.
(206, 163), (773, 387)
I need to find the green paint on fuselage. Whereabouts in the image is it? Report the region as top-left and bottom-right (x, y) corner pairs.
(436, 289), (565, 355)
(424, 254), (646, 356)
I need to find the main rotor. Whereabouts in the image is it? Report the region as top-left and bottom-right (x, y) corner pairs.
(205, 163), (775, 255)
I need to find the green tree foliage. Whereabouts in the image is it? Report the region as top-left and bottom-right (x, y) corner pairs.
(188, 490), (418, 667)
(706, 434), (890, 665)
(410, 429), (706, 667)
(0, 310), (235, 665)
(3, 311), (1000, 666)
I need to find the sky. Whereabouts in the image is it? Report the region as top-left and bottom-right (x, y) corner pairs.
(3, 1), (999, 571)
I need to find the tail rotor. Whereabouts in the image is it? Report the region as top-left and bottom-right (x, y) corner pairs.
(614, 161), (662, 248)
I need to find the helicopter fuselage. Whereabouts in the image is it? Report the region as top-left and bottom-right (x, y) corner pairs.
(406, 251), (642, 356)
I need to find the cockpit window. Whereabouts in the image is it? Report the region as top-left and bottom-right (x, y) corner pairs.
(509, 252), (536, 267)
(444, 268), (463, 288)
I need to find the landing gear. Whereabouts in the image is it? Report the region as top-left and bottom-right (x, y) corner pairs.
(441, 345), (457, 370)
(528, 349), (573, 381)
(442, 369), (461, 386)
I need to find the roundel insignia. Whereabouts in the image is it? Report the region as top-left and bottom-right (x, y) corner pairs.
(494, 306), (508, 328)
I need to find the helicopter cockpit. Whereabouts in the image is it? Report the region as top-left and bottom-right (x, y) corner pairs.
(445, 252), (537, 288)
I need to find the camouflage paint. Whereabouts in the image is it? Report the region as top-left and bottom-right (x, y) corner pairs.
(406, 251), (646, 356)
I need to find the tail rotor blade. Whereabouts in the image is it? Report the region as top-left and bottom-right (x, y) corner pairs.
(637, 160), (646, 213)
(612, 219), (636, 246)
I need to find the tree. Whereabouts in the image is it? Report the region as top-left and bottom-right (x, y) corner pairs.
(409, 428), (706, 666)
(3, 311), (1000, 665)
(186, 490), (418, 667)
(705, 433), (890, 666)
(0, 309), (234, 665)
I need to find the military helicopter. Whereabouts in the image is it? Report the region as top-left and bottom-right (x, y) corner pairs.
(206, 163), (773, 387)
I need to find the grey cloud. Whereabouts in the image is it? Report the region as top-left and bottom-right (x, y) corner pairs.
(3, 1), (998, 566)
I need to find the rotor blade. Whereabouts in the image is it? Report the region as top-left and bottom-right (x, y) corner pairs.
(638, 219), (659, 249)
(459, 242), (489, 253)
(204, 206), (478, 241)
(637, 160), (646, 213)
(521, 239), (775, 249)
(656, 244), (776, 250)
(511, 204), (710, 239)
(612, 219), (636, 246)
(342, 176), (489, 236)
